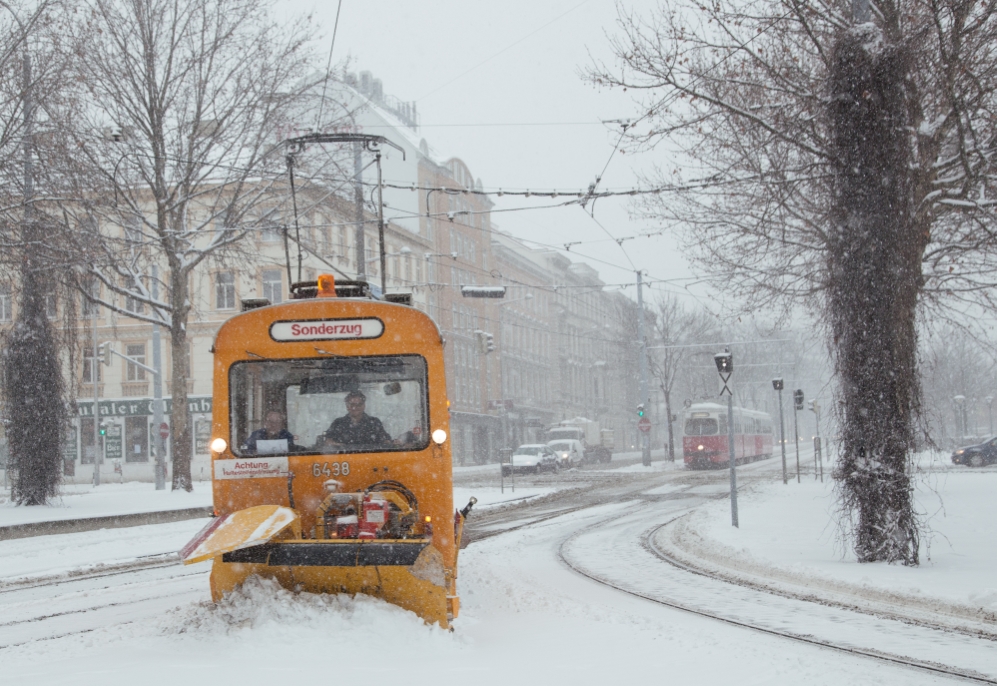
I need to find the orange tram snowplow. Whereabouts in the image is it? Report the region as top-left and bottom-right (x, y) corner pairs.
(180, 277), (475, 628)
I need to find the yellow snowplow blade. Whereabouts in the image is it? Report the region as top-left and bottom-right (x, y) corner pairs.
(180, 505), (300, 565)
(209, 547), (451, 628)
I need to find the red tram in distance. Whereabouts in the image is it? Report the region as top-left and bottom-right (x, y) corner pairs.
(682, 402), (774, 469)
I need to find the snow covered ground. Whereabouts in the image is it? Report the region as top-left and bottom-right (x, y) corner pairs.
(3, 452), (994, 684)
(1, 499), (966, 685)
(663, 451), (997, 620)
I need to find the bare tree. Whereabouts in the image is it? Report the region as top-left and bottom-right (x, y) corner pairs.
(590, 0), (997, 564)
(57, 0), (316, 490)
(648, 295), (719, 460)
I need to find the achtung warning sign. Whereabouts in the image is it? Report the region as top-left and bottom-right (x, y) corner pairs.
(214, 457), (288, 480)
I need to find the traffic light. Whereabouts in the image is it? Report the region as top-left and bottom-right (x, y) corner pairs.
(637, 404), (645, 417)
(475, 330), (496, 354)
(98, 423), (107, 436)
(794, 389), (804, 410)
(99, 342), (113, 366)
(808, 399), (819, 414)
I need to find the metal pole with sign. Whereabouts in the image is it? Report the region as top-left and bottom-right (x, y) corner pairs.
(793, 389), (803, 483)
(715, 350), (737, 527)
(773, 379), (786, 484)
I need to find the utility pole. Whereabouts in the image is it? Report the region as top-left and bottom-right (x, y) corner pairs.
(637, 270), (651, 467)
(152, 266), (166, 490)
(354, 140), (365, 282)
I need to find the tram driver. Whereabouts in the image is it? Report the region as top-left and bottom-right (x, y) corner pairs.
(318, 390), (393, 450)
(245, 410), (300, 454)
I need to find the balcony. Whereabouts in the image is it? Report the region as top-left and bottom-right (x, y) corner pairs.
(121, 382), (149, 397)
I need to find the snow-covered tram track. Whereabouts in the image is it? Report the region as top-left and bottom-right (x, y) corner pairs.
(559, 503), (997, 685)
(0, 561), (209, 650)
(645, 516), (997, 643)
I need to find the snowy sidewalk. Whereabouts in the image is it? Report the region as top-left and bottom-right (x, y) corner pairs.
(653, 455), (997, 635)
(0, 482), (212, 527)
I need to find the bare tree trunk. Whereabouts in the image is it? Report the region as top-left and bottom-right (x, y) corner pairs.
(662, 384), (675, 462)
(169, 267), (191, 491)
(828, 24), (921, 565)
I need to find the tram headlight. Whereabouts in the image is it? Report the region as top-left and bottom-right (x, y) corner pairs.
(210, 437), (228, 454)
(431, 429), (447, 445)
(697, 444), (704, 451)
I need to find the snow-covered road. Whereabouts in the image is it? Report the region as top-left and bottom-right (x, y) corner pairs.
(2, 457), (987, 685)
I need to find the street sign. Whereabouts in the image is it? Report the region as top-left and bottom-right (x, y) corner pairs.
(638, 416), (651, 433)
(159, 422), (170, 440)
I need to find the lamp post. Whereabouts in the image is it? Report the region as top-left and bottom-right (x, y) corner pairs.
(497, 293), (532, 453)
(715, 350), (737, 527)
(773, 378), (787, 484)
(987, 396), (993, 438)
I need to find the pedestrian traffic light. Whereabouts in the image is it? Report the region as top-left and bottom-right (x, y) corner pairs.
(794, 389), (804, 410)
(637, 404), (645, 417)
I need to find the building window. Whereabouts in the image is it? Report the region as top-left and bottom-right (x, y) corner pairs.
(124, 278), (145, 314)
(0, 286), (10, 321)
(216, 271), (235, 310)
(262, 269), (283, 304)
(82, 347), (102, 383)
(126, 343), (147, 381)
(261, 224), (281, 243)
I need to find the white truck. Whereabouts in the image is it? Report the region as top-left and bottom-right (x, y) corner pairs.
(546, 417), (614, 464)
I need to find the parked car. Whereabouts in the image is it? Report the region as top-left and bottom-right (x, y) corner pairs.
(502, 444), (558, 475)
(951, 437), (997, 467)
(547, 439), (583, 468)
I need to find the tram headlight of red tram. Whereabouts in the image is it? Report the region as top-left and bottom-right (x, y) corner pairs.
(697, 444), (705, 451)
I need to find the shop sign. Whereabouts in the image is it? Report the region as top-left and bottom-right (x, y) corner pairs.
(77, 396), (212, 417)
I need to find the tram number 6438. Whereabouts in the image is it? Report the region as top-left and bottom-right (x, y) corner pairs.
(312, 462), (350, 477)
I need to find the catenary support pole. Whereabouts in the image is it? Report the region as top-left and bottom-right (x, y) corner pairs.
(637, 270), (651, 467)
(794, 400), (801, 483)
(728, 391), (738, 527)
(152, 265), (166, 490)
(354, 141), (366, 282)
(778, 388), (786, 484)
(376, 150), (386, 295)
(92, 301), (100, 487)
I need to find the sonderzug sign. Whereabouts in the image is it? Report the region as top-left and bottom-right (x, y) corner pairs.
(270, 318), (384, 342)
(76, 396), (212, 417)
(214, 457), (288, 480)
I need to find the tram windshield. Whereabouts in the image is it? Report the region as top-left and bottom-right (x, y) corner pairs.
(229, 355), (430, 456)
(684, 417), (719, 436)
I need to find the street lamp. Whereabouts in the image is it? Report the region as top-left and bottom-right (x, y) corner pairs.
(987, 396), (993, 438)
(497, 293), (533, 452)
(715, 350), (737, 527)
(772, 378), (787, 484)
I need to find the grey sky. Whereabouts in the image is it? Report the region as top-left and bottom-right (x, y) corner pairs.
(284, 0), (709, 307)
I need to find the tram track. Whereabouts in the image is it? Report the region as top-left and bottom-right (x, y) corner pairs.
(558, 507), (997, 685)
